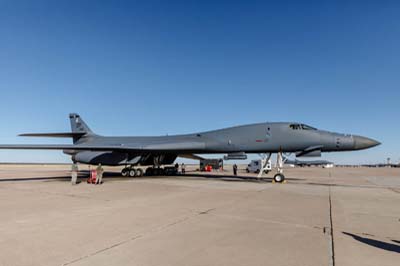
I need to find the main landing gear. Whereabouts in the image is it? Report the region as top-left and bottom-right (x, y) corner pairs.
(121, 167), (144, 177)
(121, 166), (174, 177)
(145, 167), (165, 176)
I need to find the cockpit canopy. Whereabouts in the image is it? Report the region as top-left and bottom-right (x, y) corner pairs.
(289, 124), (317, 130)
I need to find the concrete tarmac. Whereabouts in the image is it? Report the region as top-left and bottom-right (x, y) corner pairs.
(0, 164), (399, 266)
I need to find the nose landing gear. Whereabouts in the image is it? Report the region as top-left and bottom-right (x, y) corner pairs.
(257, 152), (286, 183)
(274, 152), (285, 183)
(273, 173), (285, 183)
(273, 151), (285, 183)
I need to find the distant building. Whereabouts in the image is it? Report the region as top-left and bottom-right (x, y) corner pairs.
(284, 158), (334, 168)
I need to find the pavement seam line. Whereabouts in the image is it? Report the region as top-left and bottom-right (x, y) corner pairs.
(60, 214), (196, 265)
(328, 185), (336, 266)
(211, 213), (319, 230)
(0, 185), (111, 201)
(61, 235), (143, 266)
(61, 197), (228, 266)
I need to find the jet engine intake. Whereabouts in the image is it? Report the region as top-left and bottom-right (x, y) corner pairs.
(224, 152), (247, 160)
(296, 149), (321, 158)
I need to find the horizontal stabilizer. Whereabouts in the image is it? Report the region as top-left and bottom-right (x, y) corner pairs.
(19, 132), (87, 138)
(0, 144), (122, 151)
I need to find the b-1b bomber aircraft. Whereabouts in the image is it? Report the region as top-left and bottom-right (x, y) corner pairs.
(0, 113), (380, 183)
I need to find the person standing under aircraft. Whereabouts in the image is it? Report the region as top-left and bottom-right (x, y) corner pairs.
(96, 164), (104, 184)
(174, 163), (179, 174)
(181, 163), (186, 174)
(71, 163), (78, 185)
(233, 164), (238, 176)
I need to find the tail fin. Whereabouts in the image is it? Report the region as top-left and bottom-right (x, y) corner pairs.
(69, 113), (92, 133)
(69, 113), (94, 143)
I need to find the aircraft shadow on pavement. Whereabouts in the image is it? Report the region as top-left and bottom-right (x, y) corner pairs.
(342, 232), (400, 253)
(0, 176), (71, 182)
(181, 172), (304, 183)
(0, 171), (153, 183)
(0, 171), (96, 182)
(80, 170), (304, 184)
(0, 171), (304, 184)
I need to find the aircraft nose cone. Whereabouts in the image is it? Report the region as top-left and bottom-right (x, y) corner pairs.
(353, 135), (381, 150)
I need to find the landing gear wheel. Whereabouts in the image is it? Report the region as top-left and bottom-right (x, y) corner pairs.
(129, 168), (137, 177)
(153, 168), (165, 176)
(136, 168), (143, 177)
(145, 167), (154, 176)
(153, 168), (158, 176)
(273, 173), (285, 183)
(264, 170), (270, 174)
(121, 168), (129, 177)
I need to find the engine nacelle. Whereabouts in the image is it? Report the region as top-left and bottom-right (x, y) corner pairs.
(73, 151), (128, 166)
(224, 152), (247, 160)
(296, 149), (321, 158)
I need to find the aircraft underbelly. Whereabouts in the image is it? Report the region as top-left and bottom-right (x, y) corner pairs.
(72, 151), (178, 166)
(73, 151), (127, 166)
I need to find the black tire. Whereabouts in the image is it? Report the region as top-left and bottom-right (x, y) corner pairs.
(154, 168), (160, 176)
(136, 168), (143, 177)
(264, 170), (270, 174)
(246, 169), (250, 173)
(121, 168), (129, 177)
(145, 167), (154, 176)
(153, 168), (165, 176)
(129, 168), (137, 177)
(273, 173), (285, 183)
(255, 169), (260, 174)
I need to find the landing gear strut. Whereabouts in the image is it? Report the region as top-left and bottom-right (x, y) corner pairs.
(257, 153), (272, 179)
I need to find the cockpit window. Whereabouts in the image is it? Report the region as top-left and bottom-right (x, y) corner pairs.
(289, 124), (301, 130)
(301, 124), (317, 130)
(290, 124), (317, 130)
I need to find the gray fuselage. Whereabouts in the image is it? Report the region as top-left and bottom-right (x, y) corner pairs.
(69, 122), (379, 166)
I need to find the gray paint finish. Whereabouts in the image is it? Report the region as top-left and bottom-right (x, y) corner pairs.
(0, 114), (380, 166)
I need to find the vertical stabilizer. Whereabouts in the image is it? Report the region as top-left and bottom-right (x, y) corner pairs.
(69, 113), (93, 133)
(69, 113), (94, 143)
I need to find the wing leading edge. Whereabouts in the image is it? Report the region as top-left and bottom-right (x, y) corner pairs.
(19, 132), (87, 138)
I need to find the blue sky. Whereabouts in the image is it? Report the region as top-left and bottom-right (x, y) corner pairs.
(0, 0), (398, 164)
